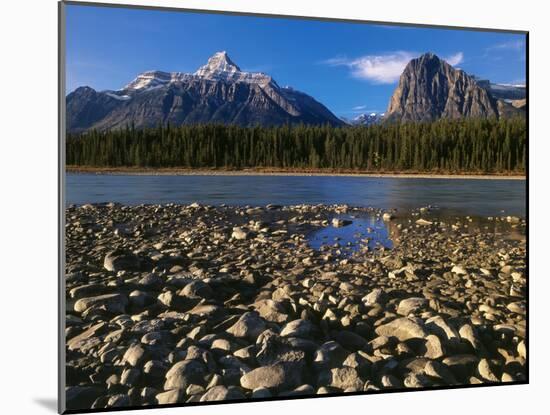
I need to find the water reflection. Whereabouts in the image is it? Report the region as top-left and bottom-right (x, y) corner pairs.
(307, 214), (393, 255)
(306, 211), (525, 255)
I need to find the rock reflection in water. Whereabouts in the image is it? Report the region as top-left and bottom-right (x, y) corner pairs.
(307, 214), (394, 254)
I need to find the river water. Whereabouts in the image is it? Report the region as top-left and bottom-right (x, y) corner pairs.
(66, 174), (526, 217)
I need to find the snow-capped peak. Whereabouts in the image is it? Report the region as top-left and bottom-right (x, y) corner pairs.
(194, 51), (272, 85)
(347, 112), (385, 126)
(122, 51), (273, 92)
(194, 51), (241, 77)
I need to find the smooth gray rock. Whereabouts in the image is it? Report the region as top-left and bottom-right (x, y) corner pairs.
(164, 360), (207, 390)
(200, 385), (245, 401)
(397, 297), (429, 316)
(375, 317), (428, 341)
(179, 280), (213, 299)
(280, 319), (317, 338)
(123, 344), (146, 367)
(362, 288), (386, 306)
(104, 249), (141, 272)
(74, 294), (128, 314)
(320, 367), (363, 390)
(253, 299), (290, 323)
(156, 389), (182, 405)
(227, 312), (266, 340)
(424, 334), (444, 359)
(240, 363), (302, 391)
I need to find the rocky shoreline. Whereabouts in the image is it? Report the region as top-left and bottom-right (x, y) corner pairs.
(64, 203), (527, 410)
(65, 166), (526, 180)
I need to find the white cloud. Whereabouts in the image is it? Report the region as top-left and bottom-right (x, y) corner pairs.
(324, 51), (464, 84)
(339, 51), (415, 84)
(445, 52), (464, 66)
(489, 39), (525, 51)
(322, 56), (350, 66)
(352, 105), (368, 111)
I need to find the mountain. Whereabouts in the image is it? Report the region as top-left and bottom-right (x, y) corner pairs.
(67, 51), (344, 133)
(386, 53), (524, 122)
(474, 78), (526, 101)
(341, 112), (385, 126)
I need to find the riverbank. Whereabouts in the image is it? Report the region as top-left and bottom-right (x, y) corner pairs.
(66, 166), (526, 180)
(65, 203), (526, 410)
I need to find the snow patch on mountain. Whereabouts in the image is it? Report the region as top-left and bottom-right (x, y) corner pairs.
(105, 92), (131, 101)
(473, 77), (526, 101)
(194, 51), (272, 85)
(123, 51), (273, 92)
(341, 112), (385, 126)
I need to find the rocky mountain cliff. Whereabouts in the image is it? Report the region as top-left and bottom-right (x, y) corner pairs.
(67, 51), (526, 133)
(67, 51), (344, 133)
(386, 53), (524, 122)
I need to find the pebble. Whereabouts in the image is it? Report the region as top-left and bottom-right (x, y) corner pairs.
(63, 203), (526, 409)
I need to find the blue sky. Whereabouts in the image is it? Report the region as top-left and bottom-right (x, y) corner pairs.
(66, 4), (526, 118)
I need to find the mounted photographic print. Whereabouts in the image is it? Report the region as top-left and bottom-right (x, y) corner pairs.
(59, 1), (528, 413)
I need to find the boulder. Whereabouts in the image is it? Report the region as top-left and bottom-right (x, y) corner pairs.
(155, 389), (182, 405)
(106, 394), (130, 408)
(227, 312), (266, 340)
(442, 355), (479, 379)
(375, 317), (428, 341)
(104, 249), (142, 272)
(66, 386), (103, 410)
(253, 299), (290, 323)
(231, 227), (249, 240)
(424, 334), (444, 359)
(200, 385), (245, 401)
(477, 358), (499, 382)
(179, 280), (213, 300)
(332, 218), (352, 227)
(123, 344), (146, 367)
(280, 319), (318, 339)
(397, 297), (429, 316)
(240, 363), (302, 391)
(164, 360), (207, 390)
(320, 367), (363, 390)
(74, 294), (128, 314)
(67, 322), (107, 351)
(362, 288), (386, 306)
(332, 330), (367, 351)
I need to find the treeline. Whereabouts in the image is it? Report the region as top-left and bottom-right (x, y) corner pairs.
(66, 118), (526, 173)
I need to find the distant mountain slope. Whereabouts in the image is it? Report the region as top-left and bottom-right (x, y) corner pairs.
(341, 112), (385, 126)
(386, 53), (524, 122)
(474, 78), (526, 101)
(66, 51), (344, 133)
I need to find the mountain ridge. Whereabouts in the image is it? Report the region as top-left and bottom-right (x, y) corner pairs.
(385, 53), (524, 122)
(67, 51), (525, 133)
(67, 51), (344, 133)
